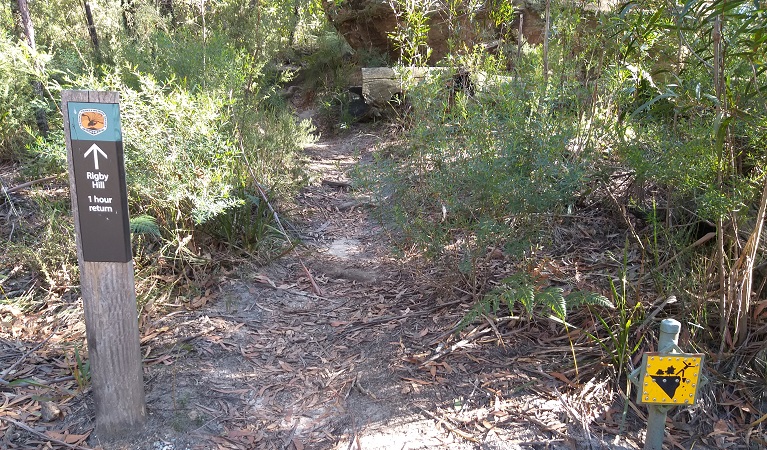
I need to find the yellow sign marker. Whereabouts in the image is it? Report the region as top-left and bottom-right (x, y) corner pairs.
(638, 353), (704, 405)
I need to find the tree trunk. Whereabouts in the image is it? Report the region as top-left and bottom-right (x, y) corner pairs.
(288, 0), (299, 47)
(16, 0), (49, 136)
(158, 0), (175, 22)
(199, 0), (206, 87)
(121, 0), (135, 35)
(9, 0), (21, 36)
(543, 0), (551, 86)
(250, 0), (262, 58)
(82, 1), (101, 62)
(16, 0), (35, 50)
(517, 11), (523, 63)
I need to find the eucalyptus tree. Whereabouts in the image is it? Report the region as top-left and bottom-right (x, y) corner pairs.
(13, 0), (48, 135)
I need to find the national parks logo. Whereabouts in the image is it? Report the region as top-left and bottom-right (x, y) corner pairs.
(78, 109), (107, 136)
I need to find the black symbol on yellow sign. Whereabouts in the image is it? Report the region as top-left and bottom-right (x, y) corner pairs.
(641, 353), (702, 405)
(649, 361), (695, 399)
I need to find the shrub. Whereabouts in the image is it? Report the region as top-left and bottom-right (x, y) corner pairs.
(62, 66), (313, 257)
(359, 67), (593, 270)
(0, 33), (38, 159)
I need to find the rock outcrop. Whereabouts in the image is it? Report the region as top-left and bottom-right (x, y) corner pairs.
(321, 0), (546, 65)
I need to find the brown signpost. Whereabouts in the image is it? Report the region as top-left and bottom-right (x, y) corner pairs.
(63, 90), (146, 440)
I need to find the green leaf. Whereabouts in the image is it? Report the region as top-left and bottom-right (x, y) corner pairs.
(629, 91), (678, 121)
(536, 287), (566, 319)
(565, 291), (614, 309)
(7, 378), (46, 387)
(130, 214), (161, 237)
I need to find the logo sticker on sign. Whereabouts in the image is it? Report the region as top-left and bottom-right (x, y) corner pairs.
(79, 109), (108, 135)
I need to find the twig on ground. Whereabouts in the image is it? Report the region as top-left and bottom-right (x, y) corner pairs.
(638, 232), (716, 283)
(427, 313), (520, 347)
(251, 277), (338, 303)
(0, 375), (75, 387)
(414, 405), (479, 443)
(351, 372), (377, 400)
(482, 313), (504, 346)
(279, 418), (299, 450)
(300, 259), (323, 296)
(0, 416), (92, 449)
(2, 176), (58, 195)
(424, 327), (493, 365)
(346, 411), (360, 450)
(638, 295), (678, 332)
(749, 412), (767, 428)
(177, 327), (217, 344)
(517, 413), (570, 440)
(0, 328), (56, 385)
(190, 414), (224, 434)
(604, 183), (645, 253)
(236, 127), (323, 296)
(337, 199), (376, 211)
(250, 300), (275, 313)
(519, 440), (566, 447)
(322, 179), (352, 189)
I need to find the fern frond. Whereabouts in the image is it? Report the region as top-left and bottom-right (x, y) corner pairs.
(457, 302), (484, 331)
(497, 273), (535, 318)
(499, 273), (529, 286)
(536, 287), (566, 319)
(500, 290), (516, 315)
(130, 214), (160, 237)
(519, 284), (535, 318)
(565, 290), (614, 309)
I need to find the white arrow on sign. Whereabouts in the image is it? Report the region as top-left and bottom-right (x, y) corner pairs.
(83, 143), (108, 170)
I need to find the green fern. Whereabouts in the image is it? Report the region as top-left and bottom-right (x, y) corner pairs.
(565, 290), (613, 310)
(458, 272), (612, 331)
(456, 294), (492, 331)
(498, 273), (535, 317)
(536, 286), (566, 320)
(130, 214), (161, 237)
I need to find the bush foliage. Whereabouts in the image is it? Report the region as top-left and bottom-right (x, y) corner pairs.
(356, 0), (767, 379)
(2, 0), (767, 382)
(1, 0), (321, 305)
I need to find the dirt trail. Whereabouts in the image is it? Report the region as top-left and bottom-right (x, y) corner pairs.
(117, 125), (640, 450)
(4, 124), (645, 449)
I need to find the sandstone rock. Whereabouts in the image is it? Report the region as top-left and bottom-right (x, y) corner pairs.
(321, 0), (546, 65)
(40, 401), (62, 422)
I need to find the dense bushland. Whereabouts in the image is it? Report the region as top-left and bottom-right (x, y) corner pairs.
(359, 0), (767, 389)
(1, 0), (324, 307)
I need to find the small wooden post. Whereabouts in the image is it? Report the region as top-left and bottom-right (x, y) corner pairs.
(63, 90), (146, 440)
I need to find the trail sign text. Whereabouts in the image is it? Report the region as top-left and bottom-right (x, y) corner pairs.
(67, 102), (131, 262)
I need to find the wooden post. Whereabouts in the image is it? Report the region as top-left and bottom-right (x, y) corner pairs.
(15, 0), (49, 135)
(63, 90), (146, 440)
